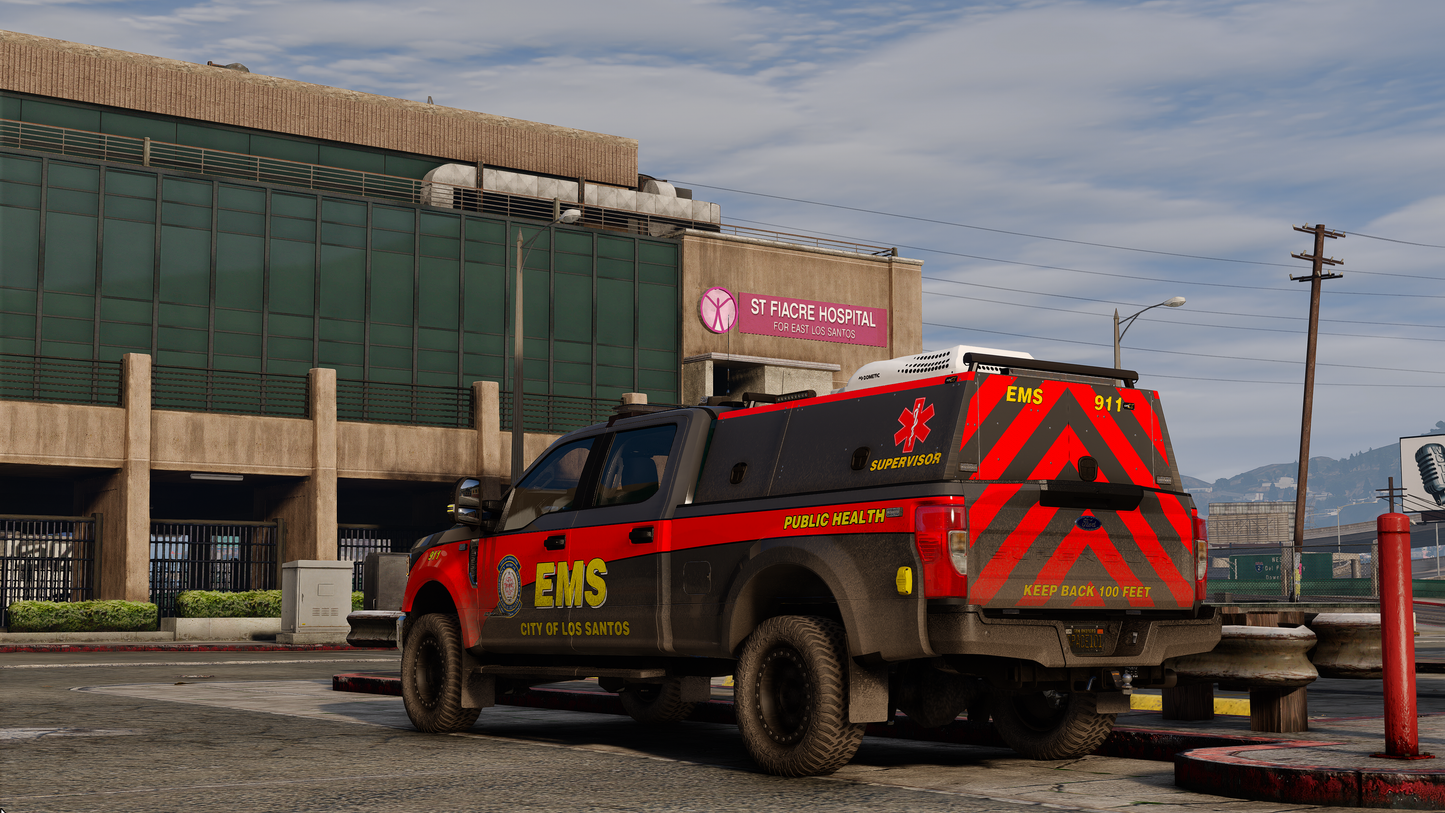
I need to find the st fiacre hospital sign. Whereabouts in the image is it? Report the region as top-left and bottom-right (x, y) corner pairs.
(699, 288), (888, 348)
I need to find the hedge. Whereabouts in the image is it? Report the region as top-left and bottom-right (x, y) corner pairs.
(7, 600), (158, 632)
(177, 590), (365, 618)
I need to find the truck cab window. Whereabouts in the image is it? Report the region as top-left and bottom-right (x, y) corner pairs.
(595, 424), (676, 508)
(500, 437), (595, 531)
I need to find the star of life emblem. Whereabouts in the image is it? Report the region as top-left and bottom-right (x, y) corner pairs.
(894, 397), (934, 453)
(496, 555), (522, 618)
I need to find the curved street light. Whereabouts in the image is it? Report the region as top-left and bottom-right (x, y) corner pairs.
(512, 207), (583, 482)
(1114, 296), (1185, 368)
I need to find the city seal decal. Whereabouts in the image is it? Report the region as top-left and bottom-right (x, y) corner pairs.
(496, 555), (523, 618)
(1075, 515), (1103, 531)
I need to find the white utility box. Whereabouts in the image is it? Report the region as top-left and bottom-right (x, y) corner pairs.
(278, 560), (353, 644)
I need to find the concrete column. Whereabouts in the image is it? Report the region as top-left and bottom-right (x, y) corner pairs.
(269, 368), (338, 560)
(98, 353), (151, 601)
(473, 380), (502, 500)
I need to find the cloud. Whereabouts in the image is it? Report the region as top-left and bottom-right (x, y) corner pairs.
(5, 0), (1445, 483)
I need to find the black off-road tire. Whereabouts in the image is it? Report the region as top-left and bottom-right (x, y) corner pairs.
(735, 615), (864, 777)
(619, 678), (698, 725)
(401, 613), (481, 733)
(991, 690), (1116, 760)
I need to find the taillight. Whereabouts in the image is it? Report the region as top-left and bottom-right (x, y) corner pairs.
(1192, 511), (1208, 601)
(914, 503), (968, 597)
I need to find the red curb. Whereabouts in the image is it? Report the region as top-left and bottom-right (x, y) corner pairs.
(330, 672), (1289, 761)
(1176, 742), (1445, 808)
(1, 643), (369, 653)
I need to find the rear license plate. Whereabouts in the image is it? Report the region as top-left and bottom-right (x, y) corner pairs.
(1067, 628), (1107, 655)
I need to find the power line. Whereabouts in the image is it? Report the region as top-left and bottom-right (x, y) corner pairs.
(920, 287), (1445, 344)
(919, 275), (1445, 330)
(686, 183), (1445, 284)
(922, 320), (1445, 375)
(683, 183), (1301, 267)
(1349, 231), (1445, 250)
(1142, 372), (1445, 389)
(731, 217), (1445, 299)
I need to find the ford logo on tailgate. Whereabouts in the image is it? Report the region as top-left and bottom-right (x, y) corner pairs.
(1075, 516), (1103, 531)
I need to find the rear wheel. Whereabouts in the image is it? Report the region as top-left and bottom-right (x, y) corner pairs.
(401, 613), (481, 733)
(735, 615), (864, 777)
(620, 678), (697, 725)
(992, 690), (1115, 759)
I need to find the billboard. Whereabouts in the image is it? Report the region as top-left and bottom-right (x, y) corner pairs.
(1400, 433), (1445, 518)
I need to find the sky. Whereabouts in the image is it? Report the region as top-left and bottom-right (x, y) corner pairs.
(6, 0), (1445, 489)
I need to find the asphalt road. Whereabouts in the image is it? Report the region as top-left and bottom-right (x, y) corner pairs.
(0, 650), (1384, 813)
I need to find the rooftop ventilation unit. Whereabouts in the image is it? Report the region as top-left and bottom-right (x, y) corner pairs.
(843, 345), (1034, 392)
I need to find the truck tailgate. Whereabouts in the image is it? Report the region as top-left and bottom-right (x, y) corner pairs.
(960, 373), (1195, 610)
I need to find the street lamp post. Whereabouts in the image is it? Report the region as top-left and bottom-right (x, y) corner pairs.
(512, 208), (582, 485)
(1113, 297), (1186, 368)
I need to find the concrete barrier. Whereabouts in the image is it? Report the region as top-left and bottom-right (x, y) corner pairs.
(160, 617), (281, 641)
(1307, 613), (1382, 679)
(1170, 625), (1318, 688)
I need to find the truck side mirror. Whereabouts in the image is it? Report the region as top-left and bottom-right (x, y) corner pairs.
(451, 477), (482, 526)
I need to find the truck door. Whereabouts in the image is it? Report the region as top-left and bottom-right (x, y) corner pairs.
(563, 422), (679, 656)
(477, 435), (597, 653)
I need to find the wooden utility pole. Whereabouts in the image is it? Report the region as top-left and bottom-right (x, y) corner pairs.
(1287, 224), (1343, 601)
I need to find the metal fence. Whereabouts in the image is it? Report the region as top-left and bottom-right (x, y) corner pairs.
(0, 514), (98, 628)
(1198, 540), (1445, 602)
(152, 366), (309, 418)
(339, 525), (428, 592)
(336, 379), (471, 428)
(149, 519), (280, 618)
(0, 354), (122, 407)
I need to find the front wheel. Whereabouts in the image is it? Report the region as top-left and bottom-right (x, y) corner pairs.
(735, 615), (864, 777)
(991, 690), (1115, 759)
(401, 613), (481, 733)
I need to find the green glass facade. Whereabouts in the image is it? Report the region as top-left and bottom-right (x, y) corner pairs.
(0, 152), (681, 404)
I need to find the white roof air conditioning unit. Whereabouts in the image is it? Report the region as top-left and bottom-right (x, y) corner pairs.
(843, 345), (1034, 392)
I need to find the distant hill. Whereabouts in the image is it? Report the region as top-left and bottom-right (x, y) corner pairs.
(1185, 420), (1445, 527)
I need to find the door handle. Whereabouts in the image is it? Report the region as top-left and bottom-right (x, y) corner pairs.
(544, 534), (566, 550)
(629, 526), (654, 544)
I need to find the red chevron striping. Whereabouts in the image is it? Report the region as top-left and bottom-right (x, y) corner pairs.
(1146, 396), (1171, 467)
(976, 378), (1055, 480)
(969, 498), (1059, 605)
(1022, 422), (1112, 482)
(958, 375), (1011, 461)
(1079, 390), (1155, 485)
(1116, 497), (1193, 607)
(1016, 521), (1150, 607)
(1071, 581), (1107, 608)
(966, 484), (1021, 549)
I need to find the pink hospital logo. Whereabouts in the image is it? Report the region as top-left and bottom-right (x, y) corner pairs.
(699, 287), (737, 334)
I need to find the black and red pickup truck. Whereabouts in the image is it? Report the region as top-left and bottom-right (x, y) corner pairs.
(356, 349), (1219, 776)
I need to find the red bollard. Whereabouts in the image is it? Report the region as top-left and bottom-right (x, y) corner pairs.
(1375, 513), (1433, 759)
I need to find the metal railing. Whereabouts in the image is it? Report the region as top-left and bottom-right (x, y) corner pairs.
(152, 366), (308, 418)
(336, 379), (471, 428)
(0, 514), (98, 628)
(0, 117), (719, 237)
(149, 519), (280, 618)
(719, 223), (897, 256)
(339, 525), (428, 592)
(499, 391), (669, 434)
(0, 353), (122, 407)
(1, 118), (904, 256)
